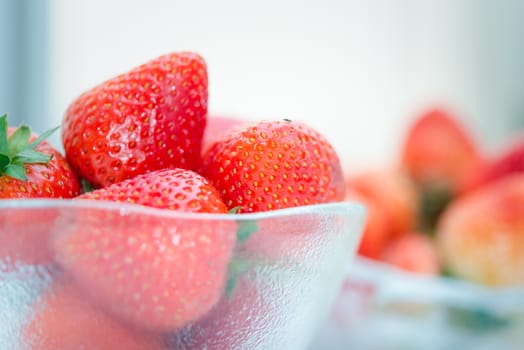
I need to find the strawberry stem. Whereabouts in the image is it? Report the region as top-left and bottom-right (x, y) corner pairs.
(0, 114), (58, 181)
(237, 220), (258, 243)
(225, 217), (260, 297)
(229, 206), (259, 243)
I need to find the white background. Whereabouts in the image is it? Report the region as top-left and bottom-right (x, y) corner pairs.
(47, 0), (524, 170)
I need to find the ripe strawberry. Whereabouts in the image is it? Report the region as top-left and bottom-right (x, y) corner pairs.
(400, 108), (484, 194)
(437, 174), (524, 286)
(201, 115), (246, 156)
(0, 115), (80, 268)
(62, 52), (208, 188)
(0, 114), (80, 198)
(201, 119), (345, 213)
(22, 282), (162, 350)
(51, 168), (236, 331)
(381, 232), (440, 275)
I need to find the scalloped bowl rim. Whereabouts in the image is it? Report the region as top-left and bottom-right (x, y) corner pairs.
(0, 198), (367, 222)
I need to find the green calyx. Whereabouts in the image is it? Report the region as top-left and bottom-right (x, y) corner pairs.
(229, 206), (259, 243)
(225, 207), (260, 297)
(0, 114), (59, 181)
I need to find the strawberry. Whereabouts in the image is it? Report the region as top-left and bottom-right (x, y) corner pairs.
(0, 115), (80, 268)
(345, 190), (389, 260)
(201, 115), (246, 156)
(0, 114), (80, 198)
(21, 282), (162, 350)
(201, 119), (345, 213)
(400, 107), (484, 193)
(51, 168), (236, 331)
(436, 174), (524, 286)
(346, 167), (418, 238)
(381, 232), (440, 275)
(400, 108), (484, 230)
(62, 52), (208, 188)
(462, 135), (524, 193)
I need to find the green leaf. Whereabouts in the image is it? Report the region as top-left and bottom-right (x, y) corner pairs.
(13, 149), (52, 164)
(225, 272), (239, 298)
(225, 258), (253, 298)
(228, 206), (259, 243)
(237, 220), (258, 243)
(0, 116), (59, 180)
(3, 163), (27, 181)
(80, 178), (95, 193)
(229, 206), (242, 214)
(440, 266), (457, 278)
(417, 185), (453, 233)
(0, 154), (9, 170)
(0, 115), (8, 154)
(27, 125), (60, 150)
(7, 125), (31, 156)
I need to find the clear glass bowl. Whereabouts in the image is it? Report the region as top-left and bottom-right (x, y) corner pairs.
(311, 257), (524, 350)
(0, 199), (365, 350)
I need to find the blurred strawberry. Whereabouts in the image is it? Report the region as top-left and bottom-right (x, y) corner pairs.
(461, 135), (524, 193)
(62, 52), (208, 188)
(346, 167), (418, 238)
(345, 190), (389, 260)
(52, 168), (236, 332)
(201, 115), (246, 156)
(201, 119), (345, 213)
(400, 108), (484, 193)
(437, 174), (524, 286)
(22, 282), (161, 350)
(381, 232), (440, 275)
(400, 108), (485, 230)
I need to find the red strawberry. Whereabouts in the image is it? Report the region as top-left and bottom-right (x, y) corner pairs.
(201, 119), (345, 213)
(346, 167), (418, 238)
(201, 115), (246, 156)
(345, 190), (389, 260)
(51, 168), (236, 331)
(401, 108), (484, 194)
(0, 114), (80, 198)
(0, 115), (80, 268)
(21, 282), (162, 350)
(62, 52), (208, 188)
(462, 135), (524, 193)
(437, 174), (524, 286)
(381, 232), (440, 275)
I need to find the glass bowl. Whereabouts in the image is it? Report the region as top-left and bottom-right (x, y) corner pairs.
(311, 256), (524, 350)
(0, 199), (365, 350)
